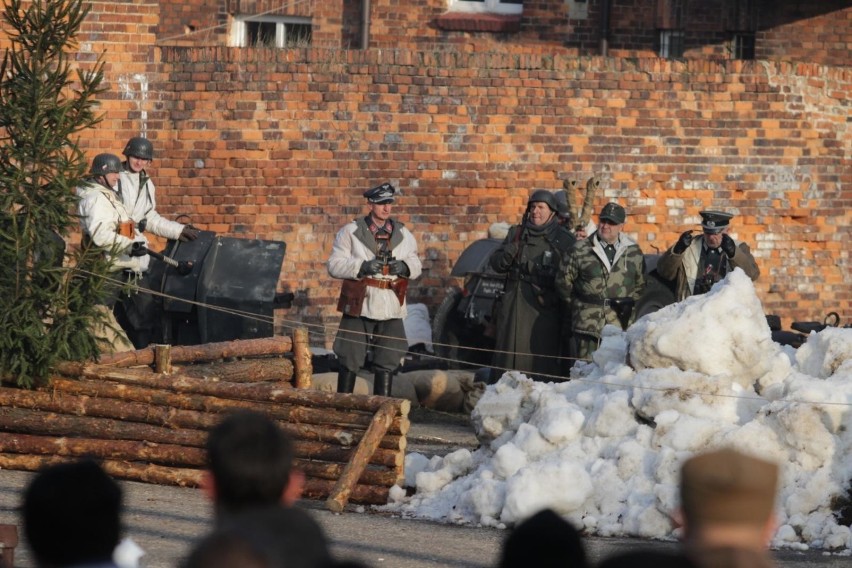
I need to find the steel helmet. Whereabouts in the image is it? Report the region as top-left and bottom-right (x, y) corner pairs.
(527, 189), (559, 213)
(90, 153), (122, 175)
(122, 136), (154, 160)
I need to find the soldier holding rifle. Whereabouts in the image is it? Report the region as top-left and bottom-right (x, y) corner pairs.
(327, 182), (422, 396)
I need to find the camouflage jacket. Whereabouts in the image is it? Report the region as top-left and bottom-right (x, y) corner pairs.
(556, 232), (646, 338)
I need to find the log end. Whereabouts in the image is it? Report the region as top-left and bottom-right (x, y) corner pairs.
(325, 496), (345, 513)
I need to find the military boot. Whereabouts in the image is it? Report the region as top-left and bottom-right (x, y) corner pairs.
(373, 370), (393, 397)
(336, 369), (357, 393)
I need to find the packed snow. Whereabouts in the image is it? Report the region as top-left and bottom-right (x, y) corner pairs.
(383, 269), (852, 553)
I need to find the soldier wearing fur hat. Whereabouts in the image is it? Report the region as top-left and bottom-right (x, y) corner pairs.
(556, 202), (646, 362)
(658, 210), (759, 302)
(488, 190), (576, 380)
(327, 182), (422, 396)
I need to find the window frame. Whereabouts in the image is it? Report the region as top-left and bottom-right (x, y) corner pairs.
(229, 15), (312, 48)
(448, 0), (523, 16)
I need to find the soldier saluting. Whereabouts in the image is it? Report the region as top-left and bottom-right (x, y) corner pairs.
(657, 210), (759, 301)
(327, 182), (422, 396)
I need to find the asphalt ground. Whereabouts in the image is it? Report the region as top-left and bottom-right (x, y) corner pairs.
(0, 408), (849, 567)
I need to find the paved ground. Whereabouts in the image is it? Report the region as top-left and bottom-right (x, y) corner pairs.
(1, 408), (849, 567)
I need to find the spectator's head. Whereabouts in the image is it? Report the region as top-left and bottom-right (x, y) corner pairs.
(679, 447), (779, 548)
(204, 410), (302, 520)
(498, 508), (587, 568)
(183, 506), (331, 568)
(22, 459), (122, 567)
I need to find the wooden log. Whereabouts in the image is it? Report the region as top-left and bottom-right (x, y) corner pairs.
(303, 477), (390, 506)
(326, 401), (396, 512)
(0, 408), (207, 447)
(0, 433), (205, 467)
(0, 387), (221, 431)
(0, 453), (203, 487)
(65, 364), (411, 416)
(0, 453), (391, 504)
(295, 459), (401, 487)
(295, 440), (403, 469)
(46, 378), (410, 436)
(0, 408), (402, 468)
(180, 358), (294, 383)
(55, 336), (295, 371)
(292, 327), (312, 389)
(154, 344), (172, 374)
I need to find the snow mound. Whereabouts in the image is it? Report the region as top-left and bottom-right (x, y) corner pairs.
(382, 271), (852, 552)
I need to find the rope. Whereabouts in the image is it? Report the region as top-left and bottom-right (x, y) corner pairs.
(70, 266), (852, 409)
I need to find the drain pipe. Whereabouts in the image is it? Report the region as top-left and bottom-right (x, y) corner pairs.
(361, 0), (370, 49)
(600, 0), (611, 56)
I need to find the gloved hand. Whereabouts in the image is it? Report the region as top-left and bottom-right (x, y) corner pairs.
(672, 230), (694, 254)
(388, 259), (410, 277)
(720, 233), (737, 258)
(358, 259), (384, 277)
(129, 242), (149, 257)
(179, 226), (200, 242)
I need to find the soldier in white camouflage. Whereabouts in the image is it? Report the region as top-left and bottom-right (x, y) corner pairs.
(557, 202), (646, 362)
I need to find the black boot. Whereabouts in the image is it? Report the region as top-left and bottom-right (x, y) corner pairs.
(337, 369), (357, 393)
(373, 370), (393, 397)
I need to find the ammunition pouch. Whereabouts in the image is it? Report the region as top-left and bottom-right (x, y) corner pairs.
(336, 279), (367, 316)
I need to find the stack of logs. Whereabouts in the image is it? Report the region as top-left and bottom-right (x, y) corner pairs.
(0, 332), (409, 512)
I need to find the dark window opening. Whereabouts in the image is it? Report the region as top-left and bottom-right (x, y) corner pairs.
(733, 32), (755, 60)
(659, 29), (684, 58)
(247, 21), (276, 47)
(285, 23), (312, 47)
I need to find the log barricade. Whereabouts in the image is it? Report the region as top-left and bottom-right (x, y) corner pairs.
(0, 335), (409, 510)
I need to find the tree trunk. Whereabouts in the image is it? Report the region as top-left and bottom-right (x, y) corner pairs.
(0, 433), (204, 467)
(180, 358), (294, 383)
(326, 401), (397, 512)
(63, 364), (411, 416)
(292, 327), (312, 389)
(45, 378), (409, 436)
(55, 335), (295, 371)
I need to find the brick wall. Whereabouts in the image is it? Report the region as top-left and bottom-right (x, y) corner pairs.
(144, 48), (851, 340)
(3, 2), (849, 344)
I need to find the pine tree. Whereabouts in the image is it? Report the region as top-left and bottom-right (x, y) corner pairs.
(0, 0), (111, 387)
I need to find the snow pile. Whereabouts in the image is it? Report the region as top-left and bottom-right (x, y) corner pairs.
(383, 269), (852, 552)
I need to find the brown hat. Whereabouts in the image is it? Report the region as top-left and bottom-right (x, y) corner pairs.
(680, 448), (779, 525)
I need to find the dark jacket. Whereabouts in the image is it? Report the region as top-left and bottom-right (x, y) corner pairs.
(489, 219), (575, 378)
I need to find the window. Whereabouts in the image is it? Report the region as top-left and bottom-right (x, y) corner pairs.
(230, 16), (312, 48)
(449, 0), (523, 15)
(732, 32), (755, 60)
(659, 29), (684, 58)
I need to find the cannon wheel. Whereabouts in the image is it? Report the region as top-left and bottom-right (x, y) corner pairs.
(431, 287), (494, 370)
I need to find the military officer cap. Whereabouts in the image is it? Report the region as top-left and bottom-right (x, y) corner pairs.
(699, 210), (733, 233)
(363, 182), (396, 204)
(599, 202), (626, 224)
(680, 447), (779, 526)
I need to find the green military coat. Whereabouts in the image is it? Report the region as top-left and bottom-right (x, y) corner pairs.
(488, 219), (575, 379)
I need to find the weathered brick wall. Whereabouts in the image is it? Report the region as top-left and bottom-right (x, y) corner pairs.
(144, 48), (850, 339)
(757, 1), (852, 67)
(3, 2), (849, 344)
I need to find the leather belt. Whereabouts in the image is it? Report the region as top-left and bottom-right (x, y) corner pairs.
(575, 293), (614, 306)
(363, 277), (394, 290)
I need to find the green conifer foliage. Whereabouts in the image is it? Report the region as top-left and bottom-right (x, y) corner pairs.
(0, 0), (112, 387)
